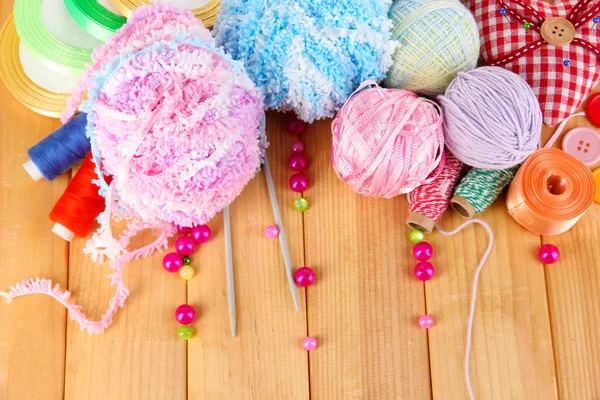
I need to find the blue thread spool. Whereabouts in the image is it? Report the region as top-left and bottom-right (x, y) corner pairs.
(23, 113), (90, 181)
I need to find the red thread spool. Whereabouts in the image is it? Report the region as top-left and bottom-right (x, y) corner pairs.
(407, 150), (463, 233)
(49, 153), (110, 241)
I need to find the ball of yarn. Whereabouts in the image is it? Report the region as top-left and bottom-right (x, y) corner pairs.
(438, 66), (542, 169)
(82, 35), (265, 227)
(385, 0), (479, 95)
(213, 0), (396, 122)
(331, 81), (444, 197)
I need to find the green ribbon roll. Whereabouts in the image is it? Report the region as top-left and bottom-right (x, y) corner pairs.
(64, 0), (127, 42)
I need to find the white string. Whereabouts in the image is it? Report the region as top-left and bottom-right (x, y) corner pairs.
(435, 218), (494, 400)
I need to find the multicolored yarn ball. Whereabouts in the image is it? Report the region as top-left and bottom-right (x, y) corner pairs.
(213, 0), (396, 122)
(438, 66), (542, 169)
(331, 81), (444, 197)
(451, 165), (520, 218)
(385, 0), (479, 95)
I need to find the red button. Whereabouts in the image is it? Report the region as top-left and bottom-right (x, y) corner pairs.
(561, 127), (600, 165)
(586, 93), (600, 128)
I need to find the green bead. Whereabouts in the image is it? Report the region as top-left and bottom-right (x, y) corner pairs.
(182, 256), (191, 265)
(293, 197), (309, 212)
(409, 230), (425, 244)
(523, 22), (531, 29)
(178, 325), (193, 340)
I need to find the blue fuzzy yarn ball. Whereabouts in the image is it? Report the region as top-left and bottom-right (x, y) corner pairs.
(214, 0), (396, 122)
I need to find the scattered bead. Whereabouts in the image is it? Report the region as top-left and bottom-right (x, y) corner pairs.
(563, 59), (571, 67)
(289, 173), (310, 192)
(191, 224), (212, 243)
(294, 266), (315, 287)
(177, 225), (192, 235)
(287, 118), (307, 135)
(288, 153), (309, 172)
(177, 325), (193, 340)
(179, 265), (195, 280)
(293, 197), (309, 212)
(594, 16), (600, 24)
(175, 236), (196, 256)
(419, 315), (434, 329)
(409, 229), (425, 244)
(302, 336), (318, 351)
(182, 256), (191, 265)
(265, 225), (280, 238)
(539, 244), (560, 264)
(163, 252), (183, 272)
(413, 242), (433, 261)
(414, 261), (435, 281)
(523, 22), (531, 29)
(175, 304), (197, 325)
(291, 140), (305, 153)
(499, 7), (507, 15)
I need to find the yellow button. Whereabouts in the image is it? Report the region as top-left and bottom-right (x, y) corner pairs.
(594, 168), (600, 204)
(541, 18), (576, 47)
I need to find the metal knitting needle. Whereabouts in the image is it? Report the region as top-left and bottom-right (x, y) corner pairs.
(223, 206), (236, 337)
(263, 158), (301, 312)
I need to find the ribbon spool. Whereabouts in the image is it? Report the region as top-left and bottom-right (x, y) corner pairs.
(14, 0), (102, 75)
(0, 15), (70, 117)
(506, 148), (596, 236)
(65, 0), (127, 42)
(109, 0), (220, 27)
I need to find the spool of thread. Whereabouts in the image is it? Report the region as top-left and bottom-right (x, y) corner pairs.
(438, 66), (542, 169)
(64, 0), (126, 42)
(451, 165), (519, 218)
(385, 0), (479, 95)
(331, 81), (444, 197)
(49, 152), (110, 241)
(24, 112), (90, 181)
(407, 150), (462, 233)
(506, 148), (596, 236)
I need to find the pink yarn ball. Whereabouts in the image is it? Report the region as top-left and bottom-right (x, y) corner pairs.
(175, 236), (196, 256)
(289, 173), (309, 192)
(331, 83), (444, 198)
(191, 225), (212, 243)
(539, 244), (560, 264)
(175, 304), (196, 325)
(414, 261), (435, 281)
(413, 242), (433, 261)
(294, 267), (315, 287)
(163, 252), (183, 272)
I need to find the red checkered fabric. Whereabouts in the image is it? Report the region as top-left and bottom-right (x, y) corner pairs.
(467, 0), (600, 126)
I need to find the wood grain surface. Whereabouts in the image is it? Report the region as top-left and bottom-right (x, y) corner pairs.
(1, 8), (600, 399)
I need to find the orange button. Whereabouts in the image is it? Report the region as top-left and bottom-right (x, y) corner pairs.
(541, 18), (576, 47)
(593, 168), (600, 204)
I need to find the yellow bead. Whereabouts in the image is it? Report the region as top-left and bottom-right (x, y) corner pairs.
(179, 265), (194, 280)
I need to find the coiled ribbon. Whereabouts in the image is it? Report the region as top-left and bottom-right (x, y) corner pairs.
(65, 0), (127, 42)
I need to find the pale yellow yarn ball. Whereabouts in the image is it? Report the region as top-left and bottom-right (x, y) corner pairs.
(385, 0), (480, 95)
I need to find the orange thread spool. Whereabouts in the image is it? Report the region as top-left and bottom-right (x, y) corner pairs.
(506, 148), (596, 236)
(49, 152), (110, 241)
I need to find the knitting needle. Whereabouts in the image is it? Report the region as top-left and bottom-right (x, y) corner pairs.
(263, 157), (301, 312)
(223, 206), (236, 337)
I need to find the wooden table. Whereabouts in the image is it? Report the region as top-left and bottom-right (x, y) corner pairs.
(1, 11), (600, 400)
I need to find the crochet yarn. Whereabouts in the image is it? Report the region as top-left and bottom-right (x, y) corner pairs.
(331, 81), (444, 198)
(386, 0), (479, 95)
(438, 66), (542, 169)
(214, 0), (396, 122)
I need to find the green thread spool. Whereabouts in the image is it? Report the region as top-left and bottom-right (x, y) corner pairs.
(64, 0), (127, 42)
(451, 165), (520, 218)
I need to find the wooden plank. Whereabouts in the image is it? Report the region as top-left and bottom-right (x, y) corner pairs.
(302, 120), (432, 398)
(64, 220), (186, 397)
(0, 12), (68, 397)
(426, 204), (557, 399)
(187, 113), (309, 399)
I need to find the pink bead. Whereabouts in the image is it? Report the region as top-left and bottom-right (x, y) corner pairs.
(418, 315), (434, 329)
(265, 225), (279, 238)
(175, 304), (196, 325)
(163, 252), (183, 272)
(291, 141), (305, 153)
(539, 244), (560, 264)
(294, 267), (315, 287)
(289, 173), (309, 192)
(287, 118), (307, 135)
(413, 242), (433, 261)
(414, 261), (434, 281)
(191, 224), (212, 243)
(302, 336), (318, 351)
(288, 153), (309, 171)
(177, 225), (192, 235)
(175, 236), (195, 256)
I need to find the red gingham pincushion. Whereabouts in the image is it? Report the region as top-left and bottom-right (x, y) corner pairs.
(468, 0), (600, 126)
